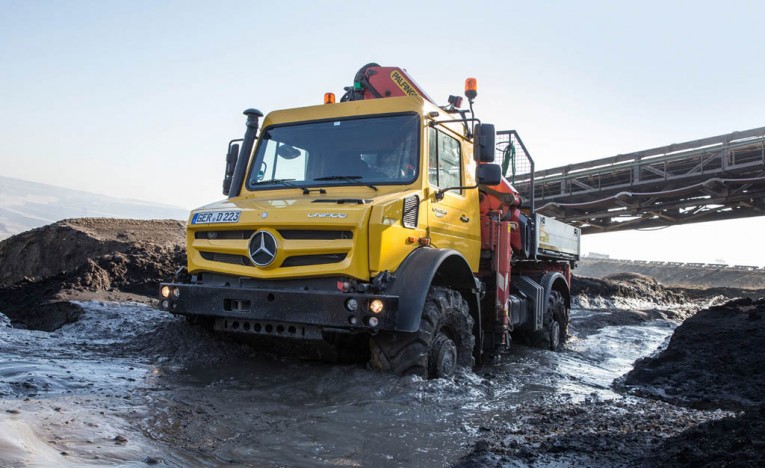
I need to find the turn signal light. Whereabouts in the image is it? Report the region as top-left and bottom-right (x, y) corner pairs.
(465, 78), (477, 100)
(406, 236), (431, 246)
(324, 92), (336, 104)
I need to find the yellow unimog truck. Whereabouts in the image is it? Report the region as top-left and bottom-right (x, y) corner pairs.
(160, 64), (580, 378)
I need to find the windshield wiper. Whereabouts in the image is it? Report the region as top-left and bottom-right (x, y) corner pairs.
(250, 178), (325, 195)
(250, 178), (297, 186)
(313, 175), (378, 191)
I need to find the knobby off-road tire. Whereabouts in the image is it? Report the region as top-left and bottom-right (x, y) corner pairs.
(369, 286), (475, 378)
(530, 290), (569, 350)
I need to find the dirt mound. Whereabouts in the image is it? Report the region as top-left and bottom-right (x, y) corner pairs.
(617, 298), (765, 466)
(572, 272), (685, 304)
(576, 258), (765, 289)
(621, 297), (765, 410)
(0, 218), (184, 287)
(670, 285), (765, 300)
(0, 218), (186, 330)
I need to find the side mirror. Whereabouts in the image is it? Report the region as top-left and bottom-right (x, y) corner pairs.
(473, 123), (496, 163)
(222, 142), (240, 195)
(476, 163), (502, 186)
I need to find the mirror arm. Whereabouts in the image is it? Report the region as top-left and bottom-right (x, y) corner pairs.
(428, 117), (481, 139)
(435, 184), (479, 201)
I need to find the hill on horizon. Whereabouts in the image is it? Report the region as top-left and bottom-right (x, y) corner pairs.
(0, 175), (188, 239)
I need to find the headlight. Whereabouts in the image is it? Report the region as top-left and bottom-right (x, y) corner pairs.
(345, 298), (359, 312)
(160, 285), (171, 298)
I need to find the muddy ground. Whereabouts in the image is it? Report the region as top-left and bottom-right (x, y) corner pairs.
(1, 218), (765, 466)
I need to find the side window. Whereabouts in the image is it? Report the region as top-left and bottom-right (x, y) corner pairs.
(428, 127), (439, 186)
(428, 127), (462, 191)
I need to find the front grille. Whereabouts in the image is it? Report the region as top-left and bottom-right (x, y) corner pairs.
(402, 195), (419, 228)
(281, 253), (347, 267)
(195, 230), (255, 240)
(198, 228), (353, 269)
(278, 230), (353, 240)
(200, 251), (250, 266)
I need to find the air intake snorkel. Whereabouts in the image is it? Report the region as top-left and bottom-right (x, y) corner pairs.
(228, 108), (264, 199)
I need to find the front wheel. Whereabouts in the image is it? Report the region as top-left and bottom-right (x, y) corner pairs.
(369, 286), (475, 378)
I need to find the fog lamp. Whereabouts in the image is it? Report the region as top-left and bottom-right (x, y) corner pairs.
(369, 299), (384, 314)
(160, 286), (171, 298)
(368, 316), (379, 327)
(161, 300), (169, 309)
(345, 298), (359, 312)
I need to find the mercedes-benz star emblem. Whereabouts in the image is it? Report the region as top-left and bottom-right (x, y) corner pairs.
(248, 231), (277, 267)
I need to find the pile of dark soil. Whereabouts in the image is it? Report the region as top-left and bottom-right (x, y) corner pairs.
(622, 297), (765, 410)
(618, 298), (765, 465)
(670, 285), (765, 300)
(576, 258), (765, 289)
(571, 273), (695, 334)
(0, 218), (185, 330)
(572, 272), (686, 305)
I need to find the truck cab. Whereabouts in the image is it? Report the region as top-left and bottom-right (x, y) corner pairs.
(187, 96), (482, 282)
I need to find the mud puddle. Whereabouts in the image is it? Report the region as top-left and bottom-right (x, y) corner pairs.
(0, 302), (682, 466)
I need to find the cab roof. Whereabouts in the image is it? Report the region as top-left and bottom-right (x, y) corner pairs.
(262, 95), (437, 128)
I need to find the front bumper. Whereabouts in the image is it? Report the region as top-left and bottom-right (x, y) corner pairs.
(158, 282), (401, 333)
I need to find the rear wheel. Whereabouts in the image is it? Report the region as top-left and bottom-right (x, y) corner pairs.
(369, 286), (475, 378)
(530, 290), (568, 350)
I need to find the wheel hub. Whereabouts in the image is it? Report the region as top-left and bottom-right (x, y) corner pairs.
(549, 321), (561, 350)
(430, 334), (458, 378)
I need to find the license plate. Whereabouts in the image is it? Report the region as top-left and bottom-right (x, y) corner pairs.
(191, 210), (241, 224)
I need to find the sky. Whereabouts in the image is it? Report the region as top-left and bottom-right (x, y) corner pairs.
(1, 0), (764, 265)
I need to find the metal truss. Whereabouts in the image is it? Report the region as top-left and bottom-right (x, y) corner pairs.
(512, 127), (765, 234)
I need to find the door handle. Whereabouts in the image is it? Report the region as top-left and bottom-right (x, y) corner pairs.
(460, 215), (470, 223)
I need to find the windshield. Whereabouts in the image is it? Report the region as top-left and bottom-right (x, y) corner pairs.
(246, 114), (420, 191)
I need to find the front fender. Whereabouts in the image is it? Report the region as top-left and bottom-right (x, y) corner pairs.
(385, 247), (478, 332)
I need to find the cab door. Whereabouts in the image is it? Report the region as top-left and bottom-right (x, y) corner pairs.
(426, 126), (479, 266)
